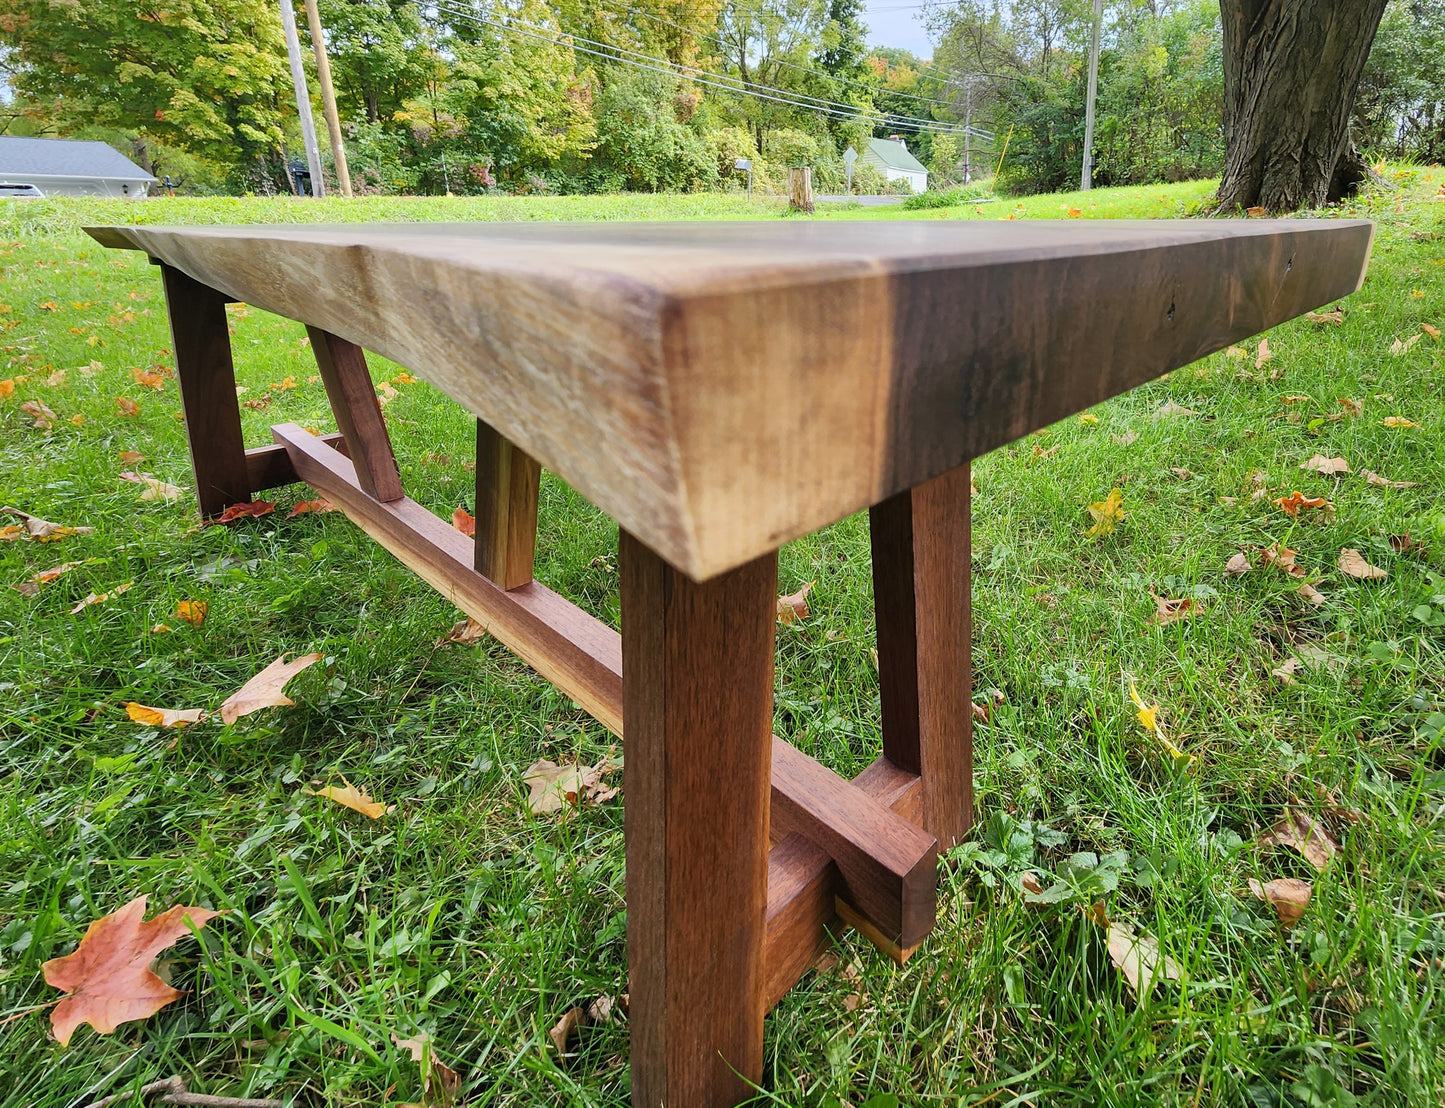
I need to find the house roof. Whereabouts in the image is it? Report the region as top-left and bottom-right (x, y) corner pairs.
(865, 137), (928, 175)
(0, 137), (156, 182)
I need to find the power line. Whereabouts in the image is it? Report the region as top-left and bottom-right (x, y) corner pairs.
(431, 1), (992, 139)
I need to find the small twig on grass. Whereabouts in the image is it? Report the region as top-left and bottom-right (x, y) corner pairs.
(79, 1076), (283, 1108)
(0, 998), (60, 1028)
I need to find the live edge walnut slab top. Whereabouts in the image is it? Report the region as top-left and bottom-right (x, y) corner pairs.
(88, 219), (1373, 580)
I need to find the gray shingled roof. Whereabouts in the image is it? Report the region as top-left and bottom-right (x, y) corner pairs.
(0, 137), (156, 181)
(865, 137), (928, 175)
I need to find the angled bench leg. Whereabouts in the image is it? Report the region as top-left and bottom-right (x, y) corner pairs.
(621, 533), (776, 1108)
(306, 327), (404, 503)
(869, 464), (974, 850)
(474, 419), (541, 590)
(161, 266), (250, 519)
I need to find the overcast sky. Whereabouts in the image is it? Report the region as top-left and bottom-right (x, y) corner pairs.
(862, 0), (935, 58)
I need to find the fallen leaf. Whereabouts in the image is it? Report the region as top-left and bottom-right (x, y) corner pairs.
(549, 1007), (584, 1054)
(1224, 345), (1247, 359)
(1275, 491), (1332, 518)
(1255, 338), (1272, 368)
(1247, 877), (1312, 929)
(522, 758), (617, 815)
(1153, 401), (1197, 419)
(376, 381), (399, 404)
(1128, 679), (1195, 767)
(285, 498), (334, 518)
(391, 1030), (460, 1107)
(1423, 323), (1440, 340)
(150, 623), (173, 634)
(114, 397), (141, 416)
(1079, 412), (1098, 425)
(1020, 872), (1045, 896)
(777, 581), (814, 624)
(14, 560), (82, 596)
(1246, 206), (1266, 218)
(1337, 398), (1362, 417)
(135, 476), (185, 502)
(1272, 657), (1300, 684)
(1302, 455), (1349, 476)
(270, 375), (297, 391)
(1388, 533), (1426, 557)
(0, 377), (13, 398)
(440, 618), (488, 646)
(1113, 429), (1138, 446)
(1296, 582), (1326, 606)
(20, 399), (58, 428)
(306, 776), (393, 819)
(125, 702), (207, 728)
(42, 896), (222, 1046)
(71, 583), (132, 613)
(1282, 395), (1311, 404)
(0, 507), (91, 542)
(1031, 443), (1060, 459)
(207, 500), (275, 524)
(1338, 548), (1387, 580)
(175, 600), (207, 628)
(1380, 416), (1418, 428)
(1085, 488), (1124, 539)
(1360, 469), (1416, 489)
(1170, 467), (1191, 480)
(1150, 593), (1200, 625)
(1086, 905), (1181, 995)
(451, 506), (475, 537)
(219, 652), (323, 725)
(1261, 544), (1307, 578)
(131, 367), (164, 390)
(242, 395), (273, 410)
(1259, 809), (1337, 871)
(1225, 552), (1252, 576)
(117, 451), (145, 465)
(393, 371), (417, 385)
(1389, 334), (1422, 356)
(1305, 309), (1343, 325)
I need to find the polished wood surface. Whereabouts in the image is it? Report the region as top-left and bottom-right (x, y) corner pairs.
(621, 534), (775, 1107)
(93, 219), (1372, 580)
(306, 328), (404, 502)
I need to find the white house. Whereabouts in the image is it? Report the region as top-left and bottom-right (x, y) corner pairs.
(0, 136), (156, 198)
(862, 136), (928, 193)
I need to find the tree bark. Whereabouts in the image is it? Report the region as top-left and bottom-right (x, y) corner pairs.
(1217, 0), (1389, 212)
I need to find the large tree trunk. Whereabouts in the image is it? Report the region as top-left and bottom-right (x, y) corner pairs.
(1217, 0), (1389, 212)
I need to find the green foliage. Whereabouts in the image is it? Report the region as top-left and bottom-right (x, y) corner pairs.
(1354, 0), (1445, 163)
(594, 69), (717, 192)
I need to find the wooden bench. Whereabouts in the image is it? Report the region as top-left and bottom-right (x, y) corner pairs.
(88, 217), (1372, 1106)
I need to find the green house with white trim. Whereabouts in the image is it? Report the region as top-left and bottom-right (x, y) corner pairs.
(862, 136), (928, 193)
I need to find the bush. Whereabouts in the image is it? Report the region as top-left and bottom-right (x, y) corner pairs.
(594, 69), (719, 192)
(886, 175), (915, 195)
(901, 182), (994, 209)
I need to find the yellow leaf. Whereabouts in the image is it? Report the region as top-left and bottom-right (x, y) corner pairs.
(1078, 412), (1098, 425)
(306, 776), (393, 819)
(1084, 488), (1124, 538)
(1128, 680), (1195, 768)
(70, 583), (132, 614)
(175, 600), (207, 628)
(1380, 416), (1418, 428)
(125, 702), (206, 728)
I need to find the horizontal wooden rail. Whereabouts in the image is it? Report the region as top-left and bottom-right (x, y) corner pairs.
(245, 434), (347, 494)
(272, 424), (941, 999)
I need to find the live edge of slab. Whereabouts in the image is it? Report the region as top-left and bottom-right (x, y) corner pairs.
(87, 219), (1373, 581)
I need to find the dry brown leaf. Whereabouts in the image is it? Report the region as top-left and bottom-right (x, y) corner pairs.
(1296, 582), (1326, 607)
(1338, 548), (1387, 580)
(1150, 593), (1200, 625)
(1423, 323), (1440, 340)
(1389, 334), (1422, 356)
(1, 506), (94, 542)
(1247, 877), (1312, 928)
(1113, 429), (1139, 446)
(391, 1030), (460, 1107)
(439, 618), (488, 646)
(522, 758), (617, 814)
(1086, 905), (1180, 995)
(218, 652), (323, 725)
(285, 498), (334, 518)
(1301, 454), (1350, 476)
(1360, 469), (1416, 489)
(1170, 467), (1191, 480)
(549, 1006), (584, 1054)
(1255, 337), (1272, 368)
(776, 580), (814, 625)
(1281, 394), (1311, 405)
(1305, 309), (1344, 325)
(21, 399), (58, 428)
(1225, 345), (1248, 359)
(1275, 491), (1332, 518)
(71, 583), (132, 614)
(207, 500), (275, 525)
(175, 600), (206, 628)
(14, 560), (81, 596)
(1020, 872), (1045, 896)
(1338, 398), (1363, 417)
(42, 896), (222, 1046)
(451, 506), (475, 537)
(1271, 657), (1300, 684)
(306, 777), (393, 819)
(1152, 401), (1198, 419)
(114, 396), (141, 417)
(1380, 416), (1419, 428)
(117, 451), (145, 465)
(1225, 552), (1252, 576)
(124, 702), (207, 728)
(1261, 544), (1307, 578)
(1259, 809), (1337, 871)
(1389, 533), (1427, 558)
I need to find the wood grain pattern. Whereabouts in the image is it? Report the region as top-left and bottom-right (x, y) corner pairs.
(306, 327), (404, 502)
(160, 265), (251, 518)
(474, 419), (541, 590)
(244, 434), (346, 492)
(621, 532), (775, 1108)
(272, 423), (624, 735)
(93, 220), (1373, 580)
(770, 736), (936, 948)
(870, 463), (973, 849)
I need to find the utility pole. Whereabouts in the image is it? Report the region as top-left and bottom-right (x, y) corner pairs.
(279, 0), (327, 198)
(964, 80), (972, 184)
(303, 0), (352, 197)
(1080, 0), (1104, 191)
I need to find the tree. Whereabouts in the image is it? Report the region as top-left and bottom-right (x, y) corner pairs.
(1216, 0), (1389, 212)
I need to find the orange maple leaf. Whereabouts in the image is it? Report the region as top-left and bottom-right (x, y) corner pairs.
(42, 896), (222, 1046)
(452, 506), (476, 537)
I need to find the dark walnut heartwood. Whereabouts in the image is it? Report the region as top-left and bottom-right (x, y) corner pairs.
(90, 218), (1372, 1107)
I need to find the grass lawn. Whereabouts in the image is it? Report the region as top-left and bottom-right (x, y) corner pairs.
(1, 173), (1442, 1107)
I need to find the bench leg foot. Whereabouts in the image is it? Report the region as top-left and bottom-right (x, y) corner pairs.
(869, 464), (974, 850)
(621, 533), (776, 1107)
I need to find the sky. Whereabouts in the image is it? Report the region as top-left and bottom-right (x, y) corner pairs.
(862, 0), (935, 58)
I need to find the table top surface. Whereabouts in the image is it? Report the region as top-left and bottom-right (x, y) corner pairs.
(90, 219), (1374, 579)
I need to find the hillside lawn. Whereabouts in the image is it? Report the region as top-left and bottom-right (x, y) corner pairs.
(1, 173), (1443, 1106)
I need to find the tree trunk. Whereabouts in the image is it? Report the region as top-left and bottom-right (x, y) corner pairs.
(1217, 0), (1389, 212)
